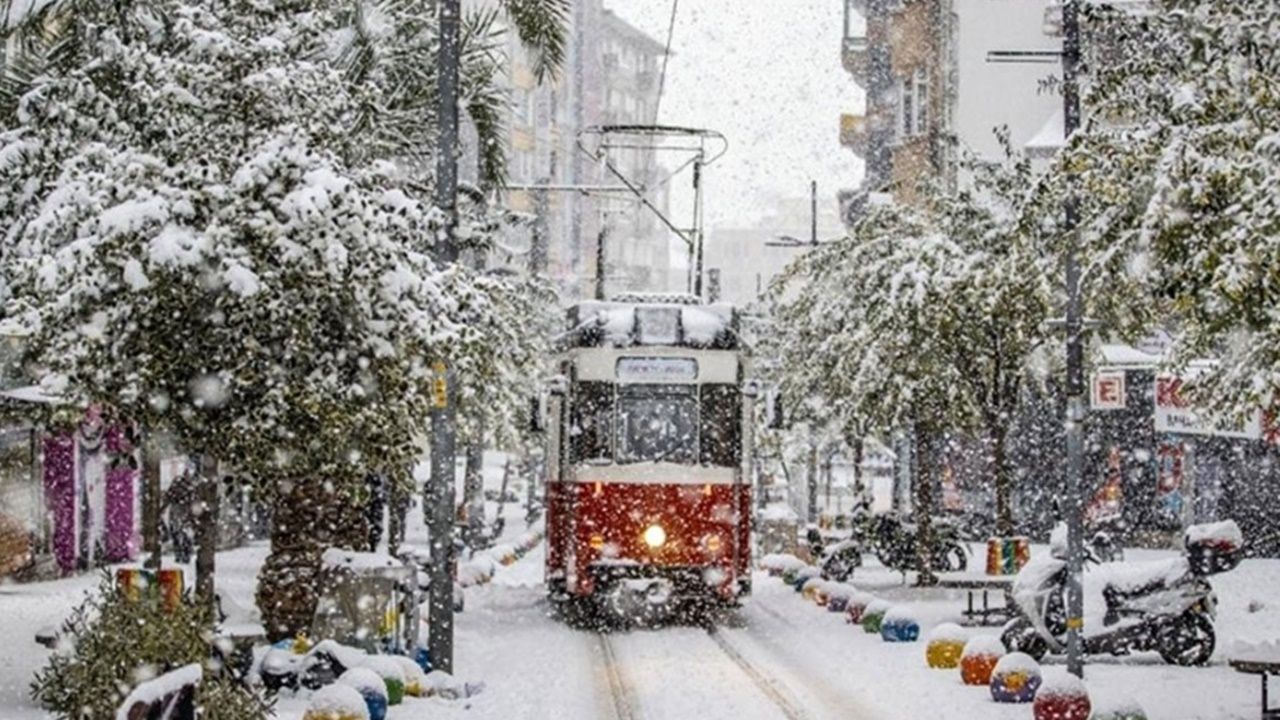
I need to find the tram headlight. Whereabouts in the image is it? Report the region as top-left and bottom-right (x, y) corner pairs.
(642, 524), (667, 549)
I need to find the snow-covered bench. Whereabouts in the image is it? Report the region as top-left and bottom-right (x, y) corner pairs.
(114, 663), (200, 720)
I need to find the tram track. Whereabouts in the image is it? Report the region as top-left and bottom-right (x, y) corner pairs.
(596, 622), (816, 720)
(597, 632), (643, 720)
(705, 626), (811, 720)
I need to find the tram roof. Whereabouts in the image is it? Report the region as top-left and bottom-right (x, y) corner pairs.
(563, 299), (741, 350)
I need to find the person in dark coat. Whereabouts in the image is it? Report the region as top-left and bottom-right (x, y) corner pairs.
(163, 471), (196, 563)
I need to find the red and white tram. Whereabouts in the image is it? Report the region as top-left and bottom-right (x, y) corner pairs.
(541, 296), (754, 614)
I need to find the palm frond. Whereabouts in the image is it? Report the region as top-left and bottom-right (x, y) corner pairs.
(497, 0), (568, 83)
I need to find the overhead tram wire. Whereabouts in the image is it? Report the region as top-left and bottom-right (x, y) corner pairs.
(653, 0), (678, 124)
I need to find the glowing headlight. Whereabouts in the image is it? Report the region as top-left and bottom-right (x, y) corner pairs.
(642, 524), (667, 549)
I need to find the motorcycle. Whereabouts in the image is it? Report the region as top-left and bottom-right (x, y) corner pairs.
(872, 512), (968, 573)
(1002, 519), (1242, 666)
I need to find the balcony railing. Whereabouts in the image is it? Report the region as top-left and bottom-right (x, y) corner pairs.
(842, 35), (869, 84)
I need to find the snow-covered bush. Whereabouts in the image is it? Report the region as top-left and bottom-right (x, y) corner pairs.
(30, 576), (269, 719)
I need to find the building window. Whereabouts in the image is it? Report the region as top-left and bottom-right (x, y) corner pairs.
(900, 68), (930, 139)
(901, 73), (915, 137)
(915, 68), (929, 132)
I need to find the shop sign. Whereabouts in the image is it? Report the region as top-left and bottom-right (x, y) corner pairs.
(1154, 375), (1262, 439)
(1091, 371), (1127, 410)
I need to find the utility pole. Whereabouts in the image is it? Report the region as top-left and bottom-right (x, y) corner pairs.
(594, 215), (608, 301)
(810, 180), (817, 246)
(427, 0), (460, 675)
(1060, 0), (1086, 680)
(530, 178), (550, 275)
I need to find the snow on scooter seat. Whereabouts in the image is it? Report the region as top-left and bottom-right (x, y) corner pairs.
(1185, 520), (1243, 549)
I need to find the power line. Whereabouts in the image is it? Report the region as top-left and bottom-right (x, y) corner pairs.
(653, 0), (678, 123)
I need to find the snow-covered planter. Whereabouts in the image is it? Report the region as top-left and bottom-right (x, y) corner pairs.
(861, 600), (891, 634)
(1033, 669), (1091, 720)
(337, 668), (388, 720)
(362, 656), (407, 705)
(304, 684), (370, 720)
(960, 635), (1005, 686)
(879, 607), (920, 642)
(989, 652), (1042, 703)
(925, 623), (967, 669)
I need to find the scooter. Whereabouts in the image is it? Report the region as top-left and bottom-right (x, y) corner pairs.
(872, 512), (968, 573)
(1002, 520), (1242, 666)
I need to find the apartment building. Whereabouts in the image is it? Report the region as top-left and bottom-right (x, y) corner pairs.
(482, 1), (673, 299)
(839, 0), (1061, 220)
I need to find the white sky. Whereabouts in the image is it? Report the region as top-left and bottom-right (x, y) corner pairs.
(604, 0), (865, 229)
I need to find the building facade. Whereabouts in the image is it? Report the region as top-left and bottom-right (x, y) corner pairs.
(839, 0), (1060, 218)
(479, 1), (673, 299)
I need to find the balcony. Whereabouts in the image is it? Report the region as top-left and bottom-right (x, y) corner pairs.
(840, 113), (868, 158)
(842, 35), (869, 85)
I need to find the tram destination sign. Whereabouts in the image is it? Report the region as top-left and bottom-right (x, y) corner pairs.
(616, 357), (699, 383)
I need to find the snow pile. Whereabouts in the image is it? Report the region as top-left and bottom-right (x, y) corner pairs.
(961, 634), (1006, 659)
(1036, 668), (1088, 699)
(1185, 519), (1243, 548)
(321, 548), (401, 571)
(391, 655), (429, 697)
(305, 684), (370, 719)
(114, 664), (202, 720)
(337, 668), (387, 700)
(1103, 557), (1189, 594)
(759, 553), (806, 573)
(927, 622), (967, 643)
(825, 583), (856, 601)
(993, 651), (1040, 675)
(881, 606), (918, 625)
(1227, 639), (1280, 663)
(760, 504), (798, 521)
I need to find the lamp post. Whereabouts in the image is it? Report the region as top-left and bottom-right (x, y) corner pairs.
(427, 0), (460, 676)
(1060, 0), (1087, 681)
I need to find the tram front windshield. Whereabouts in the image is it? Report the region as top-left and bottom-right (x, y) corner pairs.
(616, 386), (698, 464)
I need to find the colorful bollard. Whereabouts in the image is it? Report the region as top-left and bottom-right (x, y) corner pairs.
(924, 623), (967, 669)
(989, 652), (1042, 703)
(879, 607), (920, 642)
(861, 600), (890, 634)
(1034, 669), (1092, 720)
(960, 635), (1005, 686)
(305, 683), (371, 720)
(337, 668), (389, 720)
(363, 656), (407, 706)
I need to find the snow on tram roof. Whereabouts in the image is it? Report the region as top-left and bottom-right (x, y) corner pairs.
(565, 299), (740, 350)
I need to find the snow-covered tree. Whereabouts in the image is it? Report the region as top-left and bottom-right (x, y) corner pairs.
(1066, 0), (1280, 418)
(767, 146), (1060, 539)
(0, 0), (566, 638)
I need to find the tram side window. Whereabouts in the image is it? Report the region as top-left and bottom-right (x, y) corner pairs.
(570, 382), (613, 464)
(700, 384), (741, 467)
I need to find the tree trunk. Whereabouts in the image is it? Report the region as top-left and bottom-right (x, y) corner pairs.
(141, 433), (163, 570)
(806, 438), (819, 524)
(463, 440), (485, 545)
(914, 423), (938, 587)
(387, 476), (409, 556)
(194, 456), (220, 618)
(852, 435), (865, 504)
(256, 477), (367, 642)
(991, 415), (1014, 537)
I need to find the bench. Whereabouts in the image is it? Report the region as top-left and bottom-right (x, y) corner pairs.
(115, 664), (201, 720)
(1231, 659), (1280, 720)
(936, 573), (1016, 627)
